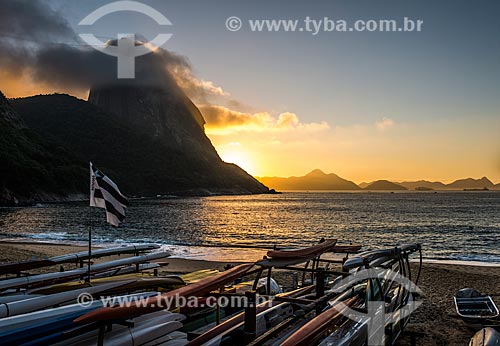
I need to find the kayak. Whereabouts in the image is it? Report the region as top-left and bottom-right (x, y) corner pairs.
(0, 281), (133, 318)
(331, 244), (362, 253)
(0, 292), (159, 344)
(49, 244), (161, 264)
(266, 240), (337, 259)
(141, 331), (188, 346)
(74, 263), (254, 323)
(281, 296), (360, 346)
(44, 311), (186, 346)
(181, 269), (220, 284)
(319, 319), (367, 346)
(0, 294), (42, 304)
(0, 252), (170, 291)
(93, 262), (161, 278)
(28, 273), (184, 295)
(187, 285), (315, 346)
(103, 320), (183, 346)
(0, 244), (160, 275)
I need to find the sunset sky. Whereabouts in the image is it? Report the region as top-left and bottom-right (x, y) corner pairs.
(1, 0), (499, 183)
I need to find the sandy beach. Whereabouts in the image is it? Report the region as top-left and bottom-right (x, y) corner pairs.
(1, 241), (499, 345)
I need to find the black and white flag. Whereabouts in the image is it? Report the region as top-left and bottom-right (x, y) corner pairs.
(90, 162), (129, 227)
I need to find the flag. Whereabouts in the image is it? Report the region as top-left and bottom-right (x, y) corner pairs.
(90, 162), (129, 226)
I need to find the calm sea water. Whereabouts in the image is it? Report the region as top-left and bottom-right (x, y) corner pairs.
(0, 192), (499, 262)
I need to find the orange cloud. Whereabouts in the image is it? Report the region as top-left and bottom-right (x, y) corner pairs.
(199, 105), (329, 134)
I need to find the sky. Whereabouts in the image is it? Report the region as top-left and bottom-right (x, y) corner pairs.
(1, 0), (499, 183)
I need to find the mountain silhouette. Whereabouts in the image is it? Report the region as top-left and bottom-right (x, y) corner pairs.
(0, 91), (86, 205)
(12, 92), (268, 198)
(399, 180), (446, 190)
(257, 169), (360, 190)
(445, 177), (494, 190)
(363, 180), (407, 191)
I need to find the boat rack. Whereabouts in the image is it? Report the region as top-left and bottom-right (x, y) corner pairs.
(87, 243), (421, 346)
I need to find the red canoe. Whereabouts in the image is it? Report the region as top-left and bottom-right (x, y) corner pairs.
(281, 296), (359, 346)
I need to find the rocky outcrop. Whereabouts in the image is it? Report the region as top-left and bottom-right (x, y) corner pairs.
(0, 91), (87, 205)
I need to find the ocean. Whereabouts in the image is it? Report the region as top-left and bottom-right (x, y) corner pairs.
(0, 191), (499, 263)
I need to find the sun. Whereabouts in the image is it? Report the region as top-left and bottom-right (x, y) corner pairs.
(219, 149), (255, 175)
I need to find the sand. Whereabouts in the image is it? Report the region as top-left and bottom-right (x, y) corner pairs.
(1, 241), (499, 345)
(399, 263), (500, 346)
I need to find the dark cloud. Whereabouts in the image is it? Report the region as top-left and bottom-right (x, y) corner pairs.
(0, 0), (306, 133)
(0, 0), (206, 95)
(0, 0), (75, 41)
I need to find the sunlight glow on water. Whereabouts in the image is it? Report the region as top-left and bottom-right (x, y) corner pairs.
(0, 192), (499, 262)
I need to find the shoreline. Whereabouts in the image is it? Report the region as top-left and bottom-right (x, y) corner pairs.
(1, 239), (499, 267)
(1, 189), (499, 208)
(1, 241), (499, 345)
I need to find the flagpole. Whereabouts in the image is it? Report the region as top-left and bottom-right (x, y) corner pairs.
(87, 203), (92, 282)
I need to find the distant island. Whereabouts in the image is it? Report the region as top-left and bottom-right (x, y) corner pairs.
(257, 169), (499, 191)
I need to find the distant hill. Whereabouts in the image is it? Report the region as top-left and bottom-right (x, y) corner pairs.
(445, 177), (494, 190)
(363, 180), (407, 191)
(0, 91), (86, 205)
(259, 171), (499, 192)
(399, 180), (446, 190)
(257, 169), (360, 190)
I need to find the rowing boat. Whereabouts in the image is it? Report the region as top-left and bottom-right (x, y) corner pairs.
(454, 288), (500, 329)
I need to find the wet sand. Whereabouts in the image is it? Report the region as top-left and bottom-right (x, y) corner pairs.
(1, 241), (499, 345)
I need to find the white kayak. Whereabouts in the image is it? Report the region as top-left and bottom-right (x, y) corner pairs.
(0, 294), (43, 304)
(0, 252), (169, 291)
(0, 281), (133, 318)
(0, 292), (158, 344)
(0, 245), (161, 275)
(49, 244), (161, 263)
